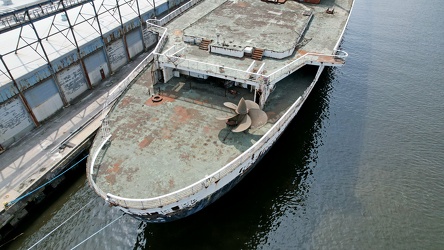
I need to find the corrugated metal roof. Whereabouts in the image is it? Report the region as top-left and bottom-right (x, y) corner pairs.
(0, 0), (169, 87)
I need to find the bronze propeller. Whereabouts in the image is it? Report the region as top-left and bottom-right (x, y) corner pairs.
(217, 98), (268, 132)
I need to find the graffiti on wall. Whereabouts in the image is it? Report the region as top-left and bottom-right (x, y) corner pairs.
(57, 64), (88, 102)
(0, 98), (33, 143)
(107, 39), (128, 71)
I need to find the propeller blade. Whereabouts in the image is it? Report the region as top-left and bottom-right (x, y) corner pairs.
(235, 98), (248, 115)
(245, 100), (260, 110)
(232, 114), (252, 133)
(223, 102), (237, 110)
(248, 109), (268, 129)
(216, 113), (238, 121)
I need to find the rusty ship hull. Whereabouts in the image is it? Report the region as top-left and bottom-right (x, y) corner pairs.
(87, 0), (354, 222)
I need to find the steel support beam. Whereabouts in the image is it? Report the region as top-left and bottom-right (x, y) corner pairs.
(115, 0), (132, 62)
(60, 1), (93, 89)
(0, 0), (94, 34)
(135, 0), (147, 51)
(0, 55), (40, 127)
(91, 1), (113, 75)
(26, 11), (69, 106)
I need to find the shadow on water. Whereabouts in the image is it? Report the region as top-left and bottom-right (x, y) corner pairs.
(132, 66), (338, 249)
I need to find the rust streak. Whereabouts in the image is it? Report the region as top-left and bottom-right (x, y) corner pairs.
(180, 153), (190, 161)
(119, 96), (132, 108)
(106, 159), (123, 175)
(139, 135), (154, 148)
(105, 174), (116, 184)
(161, 128), (172, 139)
(193, 99), (204, 105)
(317, 55), (336, 63)
(173, 106), (192, 123)
(203, 126), (211, 135)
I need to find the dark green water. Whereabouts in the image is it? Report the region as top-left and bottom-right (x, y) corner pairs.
(5, 0), (444, 249)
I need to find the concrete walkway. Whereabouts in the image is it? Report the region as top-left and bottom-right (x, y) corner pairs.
(0, 51), (151, 213)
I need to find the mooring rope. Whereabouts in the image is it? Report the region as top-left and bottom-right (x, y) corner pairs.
(70, 213), (126, 250)
(0, 233), (24, 248)
(27, 198), (97, 250)
(5, 154), (89, 208)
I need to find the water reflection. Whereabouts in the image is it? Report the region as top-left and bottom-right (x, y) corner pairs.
(135, 66), (338, 249)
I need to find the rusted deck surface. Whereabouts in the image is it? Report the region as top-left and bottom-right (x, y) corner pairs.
(163, 0), (353, 74)
(183, 0), (312, 52)
(91, 66), (314, 198)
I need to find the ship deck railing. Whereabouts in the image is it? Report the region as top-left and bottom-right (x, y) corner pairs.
(89, 21), (170, 201)
(89, 43), (347, 210)
(89, 51), (155, 199)
(103, 95), (305, 209)
(266, 50), (348, 87)
(157, 43), (348, 87)
(157, 44), (263, 87)
(98, 23), (167, 138)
